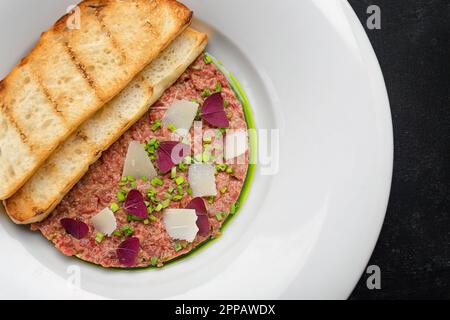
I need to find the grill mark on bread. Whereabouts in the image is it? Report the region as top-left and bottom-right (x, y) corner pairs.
(63, 42), (102, 102)
(0, 102), (28, 145)
(32, 71), (66, 117)
(40, 85), (64, 115)
(145, 1), (163, 38)
(76, 130), (89, 141)
(93, 5), (129, 68)
(145, 20), (161, 38)
(87, 1), (108, 10)
(147, 84), (154, 96)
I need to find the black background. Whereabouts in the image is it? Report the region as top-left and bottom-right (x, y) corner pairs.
(347, 0), (449, 299)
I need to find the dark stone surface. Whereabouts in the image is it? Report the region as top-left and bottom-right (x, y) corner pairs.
(347, 0), (450, 299)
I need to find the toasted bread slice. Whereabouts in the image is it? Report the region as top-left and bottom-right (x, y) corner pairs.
(4, 28), (208, 224)
(0, 0), (192, 199)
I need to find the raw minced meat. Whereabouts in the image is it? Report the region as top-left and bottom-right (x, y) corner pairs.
(32, 55), (250, 268)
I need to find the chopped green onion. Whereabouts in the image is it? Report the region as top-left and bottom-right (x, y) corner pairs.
(220, 187), (228, 194)
(110, 202), (120, 213)
(113, 230), (121, 237)
(162, 199), (171, 208)
(171, 167), (177, 179)
(117, 191), (126, 202)
(177, 185), (184, 194)
(216, 163), (227, 172)
(127, 175), (135, 182)
(178, 162), (187, 172)
(148, 138), (157, 146)
(201, 88), (211, 98)
(174, 242), (183, 252)
(215, 212), (223, 221)
(130, 181), (137, 189)
(195, 107), (202, 121)
(223, 100), (229, 108)
(120, 176), (128, 183)
(215, 82), (222, 92)
(167, 123), (177, 133)
(143, 219), (149, 225)
(175, 176), (185, 185)
(151, 177), (164, 187)
(95, 232), (105, 243)
(147, 188), (156, 197)
(121, 225), (134, 237)
(155, 203), (163, 212)
(184, 156), (192, 164)
(218, 128), (228, 135)
(215, 129), (224, 138)
(226, 166), (234, 174)
(203, 54), (212, 65)
(230, 203), (237, 215)
(151, 119), (161, 131)
(149, 215), (158, 222)
(187, 188), (193, 196)
(172, 195), (183, 201)
(203, 135), (212, 143)
(194, 154), (203, 163)
(202, 151), (211, 163)
(208, 196), (215, 204)
(127, 215), (144, 222)
(168, 186), (175, 194)
(151, 196), (160, 204)
(147, 205), (154, 214)
(151, 256), (158, 267)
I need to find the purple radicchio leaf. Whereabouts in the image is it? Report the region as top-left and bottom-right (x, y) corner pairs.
(156, 141), (189, 173)
(201, 93), (230, 128)
(60, 218), (89, 240)
(117, 237), (140, 267)
(124, 189), (148, 219)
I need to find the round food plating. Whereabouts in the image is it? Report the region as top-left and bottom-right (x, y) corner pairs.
(32, 55), (252, 268)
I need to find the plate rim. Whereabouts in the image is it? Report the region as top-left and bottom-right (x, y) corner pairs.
(0, 0), (393, 300)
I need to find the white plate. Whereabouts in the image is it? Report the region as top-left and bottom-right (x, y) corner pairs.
(0, 0), (392, 299)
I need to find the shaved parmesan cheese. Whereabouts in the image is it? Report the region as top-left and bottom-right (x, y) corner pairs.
(188, 164), (217, 197)
(225, 130), (248, 160)
(163, 209), (199, 242)
(162, 100), (199, 133)
(91, 208), (117, 236)
(122, 141), (157, 179)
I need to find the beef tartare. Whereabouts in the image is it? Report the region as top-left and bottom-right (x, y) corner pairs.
(32, 54), (250, 268)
